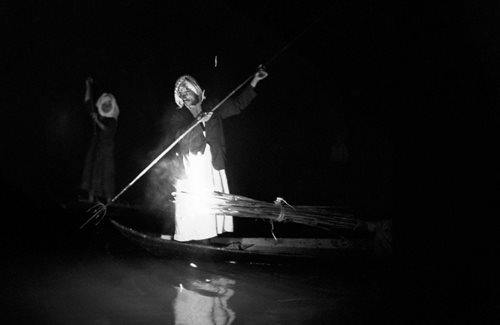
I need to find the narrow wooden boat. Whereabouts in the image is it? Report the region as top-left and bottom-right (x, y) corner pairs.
(109, 218), (375, 264)
(75, 197), (389, 263)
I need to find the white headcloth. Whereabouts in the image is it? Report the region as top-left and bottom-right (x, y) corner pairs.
(174, 75), (205, 108)
(96, 93), (119, 119)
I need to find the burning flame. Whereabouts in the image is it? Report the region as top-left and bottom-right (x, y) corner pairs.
(171, 147), (233, 241)
(174, 151), (216, 216)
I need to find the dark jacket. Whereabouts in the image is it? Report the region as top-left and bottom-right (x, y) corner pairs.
(172, 85), (257, 170)
(81, 116), (117, 198)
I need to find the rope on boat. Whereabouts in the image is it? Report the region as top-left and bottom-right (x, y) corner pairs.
(270, 197), (295, 241)
(270, 219), (278, 242)
(274, 197), (295, 222)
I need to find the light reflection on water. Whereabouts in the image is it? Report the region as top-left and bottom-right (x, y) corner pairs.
(3, 240), (391, 325)
(174, 276), (236, 325)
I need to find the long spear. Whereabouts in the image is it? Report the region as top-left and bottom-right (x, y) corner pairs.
(80, 14), (326, 229)
(80, 68), (261, 229)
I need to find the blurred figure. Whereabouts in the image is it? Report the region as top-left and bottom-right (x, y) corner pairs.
(80, 77), (119, 203)
(330, 134), (349, 164)
(170, 67), (268, 242)
(329, 134), (350, 203)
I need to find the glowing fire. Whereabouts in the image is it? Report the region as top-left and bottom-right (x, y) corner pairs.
(172, 148), (232, 241)
(173, 151), (215, 216)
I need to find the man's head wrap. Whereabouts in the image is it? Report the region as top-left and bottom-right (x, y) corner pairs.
(96, 93), (119, 119)
(174, 75), (206, 108)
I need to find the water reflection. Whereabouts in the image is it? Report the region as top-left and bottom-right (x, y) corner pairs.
(3, 237), (391, 324)
(173, 277), (236, 325)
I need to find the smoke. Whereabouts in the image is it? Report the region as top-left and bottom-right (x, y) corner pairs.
(143, 151), (182, 219)
(142, 107), (186, 228)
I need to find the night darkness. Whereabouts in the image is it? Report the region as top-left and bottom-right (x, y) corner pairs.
(3, 1), (497, 229)
(1, 1), (499, 323)
(2, 0), (399, 220)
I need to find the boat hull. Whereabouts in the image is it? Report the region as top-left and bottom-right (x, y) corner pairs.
(110, 219), (374, 264)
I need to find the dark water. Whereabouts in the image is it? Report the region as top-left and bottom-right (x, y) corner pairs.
(1, 206), (393, 325)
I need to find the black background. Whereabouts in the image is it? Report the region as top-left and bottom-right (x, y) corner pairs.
(2, 1), (497, 248)
(1, 1), (499, 322)
(2, 0), (399, 218)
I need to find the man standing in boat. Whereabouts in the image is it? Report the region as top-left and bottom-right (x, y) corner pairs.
(80, 77), (119, 204)
(171, 67), (268, 242)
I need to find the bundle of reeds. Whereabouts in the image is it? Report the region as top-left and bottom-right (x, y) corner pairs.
(173, 191), (364, 231)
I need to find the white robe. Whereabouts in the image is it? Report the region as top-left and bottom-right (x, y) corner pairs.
(173, 143), (233, 242)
